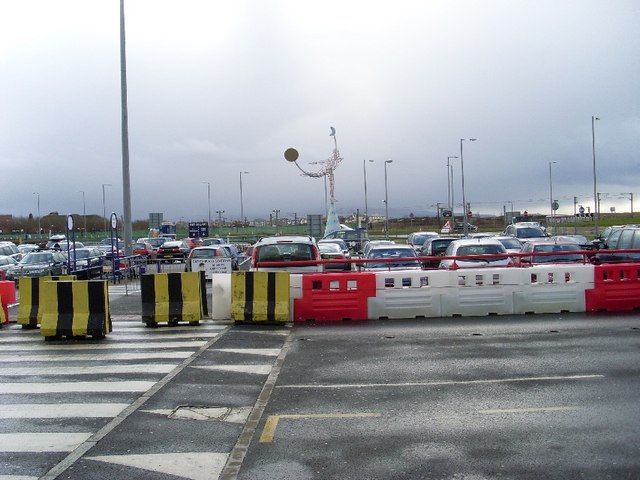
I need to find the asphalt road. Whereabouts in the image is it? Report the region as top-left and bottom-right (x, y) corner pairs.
(1, 289), (639, 479)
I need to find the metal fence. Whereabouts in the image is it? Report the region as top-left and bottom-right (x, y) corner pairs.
(101, 256), (188, 295)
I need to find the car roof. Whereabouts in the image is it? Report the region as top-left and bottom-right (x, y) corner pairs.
(450, 238), (504, 246)
(192, 245), (223, 250)
(256, 235), (315, 245)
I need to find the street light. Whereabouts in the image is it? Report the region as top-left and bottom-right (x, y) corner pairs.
(384, 159), (393, 238)
(240, 171), (249, 226)
(80, 191), (86, 237)
(272, 209), (280, 228)
(202, 182), (211, 228)
(446, 156), (458, 213)
(460, 138), (477, 236)
(33, 192), (40, 236)
(549, 161), (557, 217)
(216, 210), (225, 229)
(363, 159), (374, 223)
(101, 184), (112, 233)
(592, 115), (600, 235)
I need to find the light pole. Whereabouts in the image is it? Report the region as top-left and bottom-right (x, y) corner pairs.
(384, 160), (393, 238)
(101, 183), (111, 233)
(202, 182), (211, 228)
(80, 191), (86, 237)
(548, 161), (557, 217)
(216, 210), (225, 230)
(592, 115), (600, 235)
(447, 156), (458, 213)
(272, 209), (280, 229)
(460, 138), (477, 236)
(33, 192), (40, 236)
(363, 159), (374, 223)
(239, 171), (249, 226)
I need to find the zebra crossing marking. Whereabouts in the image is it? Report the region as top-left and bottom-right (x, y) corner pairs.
(0, 433), (93, 452)
(0, 403), (130, 419)
(190, 364), (273, 375)
(1, 364), (177, 376)
(0, 381), (156, 394)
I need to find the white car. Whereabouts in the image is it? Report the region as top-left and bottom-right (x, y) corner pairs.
(439, 238), (512, 269)
(406, 231), (439, 253)
(360, 245), (422, 271)
(250, 235), (322, 273)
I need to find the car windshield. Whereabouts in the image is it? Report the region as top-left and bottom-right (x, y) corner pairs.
(258, 243), (314, 261)
(71, 250), (90, 260)
(499, 238), (523, 249)
(367, 248), (419, 268)
(516, 228), (546, 238)
(191, 249), (219, 259)
(319, 243), (342, 253)
(458, 245), (506, 256)
(21, 253), (54, 264)
(0, 256), (17, 266)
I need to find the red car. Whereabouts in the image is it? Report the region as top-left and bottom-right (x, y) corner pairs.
(184, 237), (203, 249)
(133, 241), (156, 259)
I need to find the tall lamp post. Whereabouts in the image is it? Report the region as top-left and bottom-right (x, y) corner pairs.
(592, 115), (600, 235)
(80, 191), (86, 237)
(548, 161), (557, 217)
(202, 181), (211, 228)
(460, 138), (477, 236)
(384, 159), (393, 238)
(101, 183), (111, 233)
(239, 171), (249, 226)
(447, 156), (458, 214)
(363, 159), (374, 223)
(33, 192), (40, 237)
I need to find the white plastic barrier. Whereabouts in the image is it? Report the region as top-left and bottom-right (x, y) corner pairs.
(439, 267), (522, 317)
(211, 274), (231, 320)
(513, 264), (594, 314)
(368, 270), (447, 319)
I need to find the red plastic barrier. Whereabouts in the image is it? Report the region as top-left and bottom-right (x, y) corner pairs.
(293, 273), (376, 322)
(586, 263), (640, 312)
(0, 280), (16, 324)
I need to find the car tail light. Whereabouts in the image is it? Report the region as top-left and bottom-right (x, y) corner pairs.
(449, 260), (459, 270)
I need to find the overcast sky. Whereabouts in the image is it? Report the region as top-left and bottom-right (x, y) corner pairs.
(1, 0), (639, 223)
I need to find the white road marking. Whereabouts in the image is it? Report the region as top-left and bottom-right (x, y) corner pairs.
(0, 433), (93, 452)
(0, 381), (155, 394)
(0, 364), (176, 376)
(85, 452), (228, 480)
(0, 403), (130, 419)
(0, 341), (207, 351)
(480, 406), (579, 414)
(215, 348), (281, 356)
(107, 332), (220, 340)
(278, 374), (605, 389)
(0, 351), (193, 362)
(190, 364), (273, 375)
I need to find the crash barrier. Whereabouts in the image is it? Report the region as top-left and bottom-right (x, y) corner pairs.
(211, 274), (231, 320)
(231, 271), (290, 324)
(586, 263), (640, 312)
(141, 271), (208, 327)
(39, 280), (111, 339)
(293, 273), (376, 322)
(0, 280), (15, 325)
(17, 276), (76, 328)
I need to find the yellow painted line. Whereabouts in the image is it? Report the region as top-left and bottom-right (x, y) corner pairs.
(480, 406), (578, 414)
(259, 413), (381, 443)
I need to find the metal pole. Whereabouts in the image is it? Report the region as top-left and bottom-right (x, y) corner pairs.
(549, 161), (557, 217)
(384, 160), (392, 238)
(451, 165), (455, 221)
(592, 116), (600, 235)
(460, 138), (477, 236)
(447, 156), (458, 212)
(363, 159), (373, 223)
(102, 183), (111, 233)
(202, 182), (211, 228)
(240, 171), (248, 226)
(120, 0), (133, 255)
(33, 192), (40, 237)
(80, 191), (86, 237)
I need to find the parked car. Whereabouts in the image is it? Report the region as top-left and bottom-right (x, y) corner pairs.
(318, 242), (351, 271)
(321, 228), (369, 253)
(185, 245), (232, 272)
(519, 240), (585, 265)
(6, 250), (68, 280)
(219, 243), (242, 270)
(439, 238), (511, 269)
(201, 237), (225, 246)
(491, 235), (524, 253)
(419, 237), (458, 268)
(362, 240), (395, 257)
(250, 235), (322, 273)
(407, 231), (439, 253)
(592, 226), (640, 263)
(503, 222), (547, 242)
(45, 234), (67, 249)
(0, 255), (18, 276)
(183, 237), (203, 249)
(157, 240), (191, 261)
(318, 238), (350, 256)
(133, 241), (156, 259)
(17, 243), (39, 257)
(138, 237), (167, 252)
(360, 245), (421, 271)
(0, 241), (21, 261)
(68, 247), (106, 279)
(549, 235), (596, 251)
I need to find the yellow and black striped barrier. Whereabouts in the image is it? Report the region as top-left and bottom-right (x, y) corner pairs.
(141, 271), (208, 327)
(17, 276), (76, 329)
(39, 280), (111, 340)
(231, 271), (290, 324)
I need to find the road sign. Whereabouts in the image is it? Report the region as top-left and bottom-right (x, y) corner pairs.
(552, 201), (559, 211)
